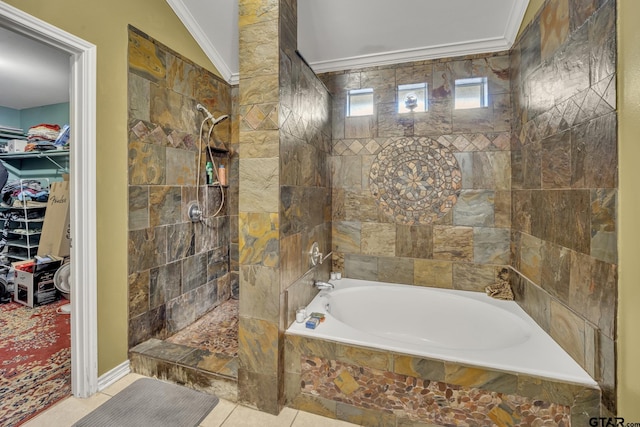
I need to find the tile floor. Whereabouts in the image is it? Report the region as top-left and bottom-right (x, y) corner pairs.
(22, 373), (360, 427)
(167, 299), (239, 357)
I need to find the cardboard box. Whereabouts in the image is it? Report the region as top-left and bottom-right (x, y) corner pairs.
(37, 181), (70, 257)
(13, 257), (63, 307)
(7, 139), (27, 152)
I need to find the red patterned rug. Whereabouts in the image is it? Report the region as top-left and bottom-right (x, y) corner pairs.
(0, 299), (71, 426)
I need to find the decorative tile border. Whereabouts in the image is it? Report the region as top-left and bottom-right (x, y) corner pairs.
(516, 75), (615, 147)
(370, 137), (462, 225)
(332, 133), (511, 156)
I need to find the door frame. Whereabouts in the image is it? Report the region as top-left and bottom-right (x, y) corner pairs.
(0, 1), (98, 398)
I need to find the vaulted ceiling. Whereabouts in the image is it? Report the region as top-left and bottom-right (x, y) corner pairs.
(168, 0), (530, 84)
(0, 0), (529, 109)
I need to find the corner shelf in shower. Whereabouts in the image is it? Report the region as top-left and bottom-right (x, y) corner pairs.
(206, 145), (230, 187)
(207, 146), (229, 157)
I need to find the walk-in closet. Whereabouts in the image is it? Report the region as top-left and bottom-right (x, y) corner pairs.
(0, 24), (73, 427)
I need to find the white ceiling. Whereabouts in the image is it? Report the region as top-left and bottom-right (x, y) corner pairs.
(0, 0), (529, 110)
(0, 26), (70, 110)
(169, 0), (530, 83)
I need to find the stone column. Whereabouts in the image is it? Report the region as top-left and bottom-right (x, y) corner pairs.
(237, 0), (283, 414)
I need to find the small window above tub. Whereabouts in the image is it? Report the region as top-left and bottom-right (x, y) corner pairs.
(454, 77), (488, 109)
(347, 88), (374, 117)
(398, 83), (428, 113)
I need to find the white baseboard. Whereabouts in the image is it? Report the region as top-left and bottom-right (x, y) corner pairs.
(97, 360), (130, 391)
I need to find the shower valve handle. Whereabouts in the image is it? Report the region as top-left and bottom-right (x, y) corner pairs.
(309, 242), (323, 266)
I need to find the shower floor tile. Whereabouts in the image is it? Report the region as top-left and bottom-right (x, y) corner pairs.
(167, 298), (238, 357)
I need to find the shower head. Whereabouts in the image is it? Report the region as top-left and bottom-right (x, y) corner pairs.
(197, 103), (229, 126)
(212, 114), (229, 126)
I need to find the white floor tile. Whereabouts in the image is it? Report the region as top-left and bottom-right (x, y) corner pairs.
(292, 410), (361, 427)
(20, 374), (355, 427)
(221, 404), (298, 427)
(199, 399), (237, 427)
(21, 393), (111, 427)
(100, 372), (146, 396)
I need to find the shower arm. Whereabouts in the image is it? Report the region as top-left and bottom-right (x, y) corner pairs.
(197, 103), (229, 126)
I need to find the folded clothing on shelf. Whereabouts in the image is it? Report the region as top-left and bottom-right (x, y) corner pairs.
(27, 123), (61, 142)
(1, 180), (48, 207)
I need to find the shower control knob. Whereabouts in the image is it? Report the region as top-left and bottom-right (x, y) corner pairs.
(309, 242), (323, 266)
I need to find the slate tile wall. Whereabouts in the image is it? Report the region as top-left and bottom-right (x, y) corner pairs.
(127, 27), (234, 347)
(321, 0), (617, 413)
(510, 0), (617, 412)
(321, 51), (512, 293)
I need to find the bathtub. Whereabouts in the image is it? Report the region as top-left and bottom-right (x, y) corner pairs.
(286, 278), (597, 386)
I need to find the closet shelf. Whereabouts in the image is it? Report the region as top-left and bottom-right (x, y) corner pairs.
(6, 252), (31, 261)
(5, 239), (39, 249)
(9, 229), (42, 236)
(1, 179), (50, 262)
(0, 150), (69, 171)
(0, 150), (68, 160)
(7, 217), (45, 223)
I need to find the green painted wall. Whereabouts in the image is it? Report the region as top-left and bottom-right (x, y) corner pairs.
(20, 102), (69, 130)
(0, 104), (70, 180)
(0, 103), (70, 131)
(0, 106), (21, 128)
(4, 0), (219, 376)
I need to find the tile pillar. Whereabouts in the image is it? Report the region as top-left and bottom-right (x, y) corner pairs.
(238, 0), (283, 414)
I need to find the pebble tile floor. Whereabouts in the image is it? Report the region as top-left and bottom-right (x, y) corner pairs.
(167, 299), (239, 357)
(22, 373), (360, 427)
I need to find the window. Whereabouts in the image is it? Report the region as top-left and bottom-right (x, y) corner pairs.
(347, 88), (374, 117)
(398, 83), (428, 113)
(454, 77), (488, 109)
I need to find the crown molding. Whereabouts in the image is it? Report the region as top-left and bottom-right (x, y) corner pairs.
(308, 36), (512, 74)
(505, 0), (531, 45)
(166, 0), (234, 84)
(167, 0), (529, 81)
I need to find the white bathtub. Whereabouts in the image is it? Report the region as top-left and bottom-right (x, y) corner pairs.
(286, 278), (597, 386)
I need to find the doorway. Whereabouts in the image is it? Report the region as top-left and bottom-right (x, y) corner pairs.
(0, 2), (97, 398)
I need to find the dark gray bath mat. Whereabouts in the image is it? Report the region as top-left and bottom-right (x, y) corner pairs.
(73, 378), (219, 427)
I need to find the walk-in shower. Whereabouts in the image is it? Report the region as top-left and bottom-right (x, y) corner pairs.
(188, 103), (230, 222)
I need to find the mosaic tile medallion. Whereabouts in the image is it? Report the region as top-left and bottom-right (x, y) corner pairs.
(370, 137), (462, 224)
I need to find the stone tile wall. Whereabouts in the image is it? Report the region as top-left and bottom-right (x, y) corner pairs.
(127, 27), (234, 347)
(284, 335), (600, 426)
(229, 86), (240, 299)
(320, 52), (512, 293)
(237, 0), (331, 413)
(279, 38), (332, 326)
(510, 0), (617, 412)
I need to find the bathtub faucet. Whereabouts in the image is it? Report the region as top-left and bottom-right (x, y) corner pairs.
(314, 280), (334, 290)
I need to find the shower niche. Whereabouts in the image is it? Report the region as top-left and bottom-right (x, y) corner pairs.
(205, 146), (229, 188)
